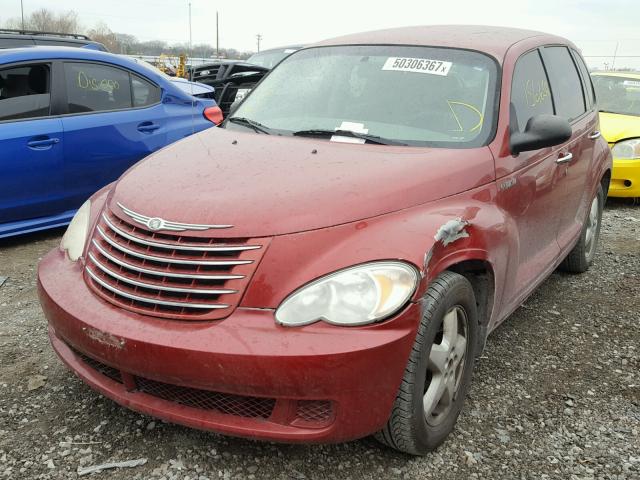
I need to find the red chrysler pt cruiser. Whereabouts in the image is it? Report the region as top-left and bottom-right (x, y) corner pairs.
(38, 26), (612, 455)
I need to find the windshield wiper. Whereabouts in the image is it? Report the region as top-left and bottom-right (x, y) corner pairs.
(227, 117), (272, 134)
(292, 129), (408, 146)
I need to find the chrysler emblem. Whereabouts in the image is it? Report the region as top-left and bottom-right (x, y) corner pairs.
(117, 202), (233, 232)
(147, 217), (164, 231)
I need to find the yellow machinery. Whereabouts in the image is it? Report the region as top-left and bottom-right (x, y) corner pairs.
(154, 54), (189, 78)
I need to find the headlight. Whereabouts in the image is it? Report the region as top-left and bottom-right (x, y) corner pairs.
(275, 261), (419, 327)
(60, 200), (91, 261)
(611, 138), (640, 159)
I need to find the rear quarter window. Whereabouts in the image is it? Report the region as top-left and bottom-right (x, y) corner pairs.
(132, 74), (161, 107)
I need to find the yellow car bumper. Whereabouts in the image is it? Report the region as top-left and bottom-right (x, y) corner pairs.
(609, 158), (640, 197)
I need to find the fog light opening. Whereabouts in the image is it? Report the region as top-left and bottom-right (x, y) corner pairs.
(624, 180), (632, 188)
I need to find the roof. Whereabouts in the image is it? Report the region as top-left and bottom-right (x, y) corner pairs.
(255, 45), (305, 54)
(0, 46), (150, 72)
(311, 25), (572, 62)
(591, 71), (640, 79)
(0, 46), (188, 97)
(0, 28), (91, 40)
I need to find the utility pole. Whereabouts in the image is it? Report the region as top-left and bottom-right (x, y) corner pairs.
(20, 0), (25, 30)
(256, 34), (262, 52)
(216, 11), (219, 58)
(611, 41), (619, 70)
(188, 2), (192, 52)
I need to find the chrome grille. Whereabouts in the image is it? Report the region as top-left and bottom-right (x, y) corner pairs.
(84, 207), (269, 320)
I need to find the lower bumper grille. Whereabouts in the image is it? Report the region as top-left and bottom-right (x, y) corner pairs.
(136, 377), (275, 419)
(70, 346), (333, 426)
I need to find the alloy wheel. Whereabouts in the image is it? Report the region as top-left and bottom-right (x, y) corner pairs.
(423, 305), (469, 426)
(584, 195), (600, 262)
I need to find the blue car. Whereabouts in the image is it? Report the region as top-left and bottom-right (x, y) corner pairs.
(0, 47), (222, 238)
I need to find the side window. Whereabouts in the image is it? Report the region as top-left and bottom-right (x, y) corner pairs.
(0, 64), (51, 121)
(510, 50), (553, 133)
(132, 74), (161, 107)
(64, 62), (132, 113)
(540, 46), (586, 121)
(571, 50), (596, 109)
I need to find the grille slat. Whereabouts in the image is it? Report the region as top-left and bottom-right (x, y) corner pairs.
(84, 207), (268, 320)
(86, 267), (230, 310)
(96, 226), (253, 266)
(91, 241), (245, 280)
(88, 253), (237, 295)
(102, 214), (260, 252)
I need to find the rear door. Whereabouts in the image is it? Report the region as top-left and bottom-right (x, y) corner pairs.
(60, 61), (167, 206)
(539, 46), (597, 250)
(0, 62), (66, 224)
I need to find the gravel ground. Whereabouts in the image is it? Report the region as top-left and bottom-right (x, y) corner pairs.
(0, 199), (638, 480)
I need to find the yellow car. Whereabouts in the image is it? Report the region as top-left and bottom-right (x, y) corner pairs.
(592, 72), (640, 198)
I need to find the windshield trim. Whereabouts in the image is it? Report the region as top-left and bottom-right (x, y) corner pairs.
(226, 44), (502, 149)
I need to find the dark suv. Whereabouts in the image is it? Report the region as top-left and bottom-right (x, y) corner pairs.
(0, 29), (106, 51)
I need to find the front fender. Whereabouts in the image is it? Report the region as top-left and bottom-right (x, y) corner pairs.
(241, 183), (510, 321)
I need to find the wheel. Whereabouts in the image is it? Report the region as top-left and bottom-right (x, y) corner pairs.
(376, 271), (479, 455)
(560, 184), (604, 273)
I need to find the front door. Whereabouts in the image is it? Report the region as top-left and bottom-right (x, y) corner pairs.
(494, 49), (566, 310)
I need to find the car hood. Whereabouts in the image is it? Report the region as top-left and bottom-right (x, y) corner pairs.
(599, 112), (640, 144)
(109, 128), (495, 237)
(170, 77), (215, 97)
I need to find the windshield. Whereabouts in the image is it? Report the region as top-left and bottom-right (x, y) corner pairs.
(247, 49), (296, 69)
(229, 45), (498, 147)
(592, 75), (640, 117)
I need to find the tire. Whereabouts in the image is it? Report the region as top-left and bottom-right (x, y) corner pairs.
(376, 271), (479, 455)
(560, 184), (604, 273)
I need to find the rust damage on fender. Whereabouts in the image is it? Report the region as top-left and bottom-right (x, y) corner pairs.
(82, 327), (125, 349)
(422, 218), (471, 275)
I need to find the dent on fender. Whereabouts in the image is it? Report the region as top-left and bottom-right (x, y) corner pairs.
(422, 218), (471, 276)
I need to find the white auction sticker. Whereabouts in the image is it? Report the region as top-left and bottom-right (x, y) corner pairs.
(382, 57), (452, 76)
(623, 80), (640, 87)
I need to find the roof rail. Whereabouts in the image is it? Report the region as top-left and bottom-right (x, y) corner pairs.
(0, 28), (92, 40)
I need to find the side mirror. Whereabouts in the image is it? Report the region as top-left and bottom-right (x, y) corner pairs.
(510, 114), (572, 155)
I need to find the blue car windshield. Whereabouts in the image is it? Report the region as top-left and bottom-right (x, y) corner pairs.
(229, 45), (499, 147)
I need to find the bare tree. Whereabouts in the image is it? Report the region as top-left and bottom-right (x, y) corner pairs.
(87, 22), (119, 51)
(3, 8), (80, 33)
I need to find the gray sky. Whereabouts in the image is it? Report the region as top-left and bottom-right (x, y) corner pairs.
(3, 0), (639, 68)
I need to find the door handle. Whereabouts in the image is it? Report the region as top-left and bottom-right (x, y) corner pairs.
(27, 137), (60, 149)
(588, 131), (601, 140)
(556, 153), (573, 164)
(137, 122), (160, 133)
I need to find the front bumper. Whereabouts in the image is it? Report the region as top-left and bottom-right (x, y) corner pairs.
(609, 158), (640, 197)
(38, 249), (420, 443)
